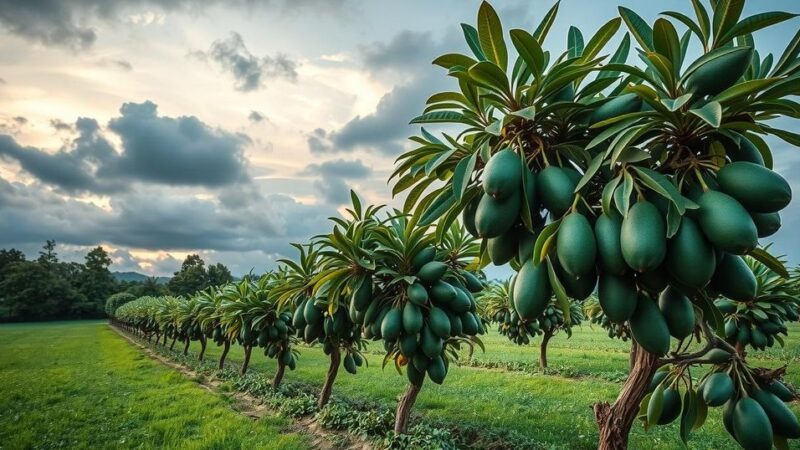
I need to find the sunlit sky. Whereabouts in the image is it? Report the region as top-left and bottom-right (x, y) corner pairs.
(1, 0), (799, 278)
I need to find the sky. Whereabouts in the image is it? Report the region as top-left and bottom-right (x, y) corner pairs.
(0, 0), (799, 278)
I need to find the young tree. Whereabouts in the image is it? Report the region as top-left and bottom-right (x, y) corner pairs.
(79, 246), (118, 316)
(168, 254), (208, 296)
(37, 240), (58, 266)
(390, 1), (800, 448)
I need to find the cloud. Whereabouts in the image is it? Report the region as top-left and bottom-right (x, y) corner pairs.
(248, 110), (266, 123)
(50, 119), (73, 132)
(198, 32), (297, 92)
(0, 0), (353, 52)
(301, 158), (372, 205)
(361, 30), (439, 75)
(0, 100), (250, 194)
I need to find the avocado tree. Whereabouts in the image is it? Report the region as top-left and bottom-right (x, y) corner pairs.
(390, 1), (800, 448)
(478, 278), (583, 368)
(219, 276), (297, 384)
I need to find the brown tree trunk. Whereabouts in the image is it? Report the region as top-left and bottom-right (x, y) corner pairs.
(163, 332), (168, 346)
(198, 336), (207, 361)
(241, 346), (252, 375)
(735, 342), (745, 359)
(629, 341), (638, 372)
(273, 361), (287, 389)
(318, 348), (341, 408)
(219, 340), (230, 370)
(394, 379), (424, 435)
(170, 336), (177, 350)
(183, 338), (190, 356)
(539, 331), (552, 369)
(594, 342), (659, 450)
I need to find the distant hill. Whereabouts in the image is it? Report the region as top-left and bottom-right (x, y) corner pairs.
(112, 271), (170, 284)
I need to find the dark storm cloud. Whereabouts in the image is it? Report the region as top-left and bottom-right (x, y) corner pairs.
(199, 32), (297, 92)
(0, 100), (249, 194)
(301, 158), (372, 205)
(248, 111), (266, 123)
(50, 119), (73, 132)
(0, 0), (352, 51)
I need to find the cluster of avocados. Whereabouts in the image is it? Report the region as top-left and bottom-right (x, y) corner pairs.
(292, 293), (362, 373)
(350, 247), (484, 385)
(718, 296), (799, 352)
(239, 315), (296, 370)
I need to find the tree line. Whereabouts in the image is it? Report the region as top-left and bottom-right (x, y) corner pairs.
(0, 240), (233, 322)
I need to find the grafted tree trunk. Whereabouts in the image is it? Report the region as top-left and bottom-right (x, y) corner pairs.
(183, 338), (190, 356)
(318, 348), (341, 408)
(594, 342), (658, 450)
(218, 340), (231, 370)
(539, 331), (552, 369)
(629, 341), (638, 372)
(273, 361), (287, 389)
(198, 336), (207, 361)
(240, 346), (252, 375)
(394, 379), (423, 435)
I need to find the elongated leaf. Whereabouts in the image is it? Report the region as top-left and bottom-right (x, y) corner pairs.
(773, 29), (800, 76)
(477, 1), (507, 70)
(619, 6), (653, 51)
(647, 384), (665, 426)
(410, 111), (468, 124)
(546, 258), (571, 323)
(451, 153), (477, 201)
(510, 29), (545, 77)
(575, 153), (604, 192)
(749, 247), (789, 278)
(433, 53), (478, 69)
(461, 24), (487, 61)
(680, 390), (698, 444)
(602, 175), (622, 216)
(468, 61), (510, 94)
(653, 18), (681, 72)
(509, 105), (536, 120)
(661, 11), (705, 45)
(418, 188), (456, 226)
(713, 78), (778, 104)
(721, 11), (798, 46)
(632, 166), (687, 214)
(689, 101), (722, 128)
(568, 26), (584, 59)
(691, 0), (711, 45)
(582, 18), (621, 63)
(693, 397), (708, 431)
(598, 33), (630, 79)
(533, 220), (561, 264)
(765, 126), (800, 146)
(712, 0), (745, 47)
(661, 93), (692, 111)
(533, 1), (560, 44)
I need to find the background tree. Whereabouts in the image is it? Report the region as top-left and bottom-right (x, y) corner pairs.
(168, 254), (208, 296)
(76, 247), (118, 316)
(207, 263), (233, 287)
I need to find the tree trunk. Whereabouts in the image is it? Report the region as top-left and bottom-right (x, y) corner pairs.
(318, 348), (341, 408)
(170, 336), (177, 350)
(198, 336), (207, 361)
(594, 342), (659, 450)
(394, 379), (424, 435)
(163, 332), (168, 346)
(219, 340), (230, 370)
(183, 338), (190, 356)
(735, 342), (746, 359)
(241, 346), (252, 375)
(272, 361), (286, 389)
(629, 341), (638, 372)
(539, 331), (552, 369)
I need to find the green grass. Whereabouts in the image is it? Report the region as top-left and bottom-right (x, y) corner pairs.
(1, 321), (798, 449)
(184, 322), (800, 450)
(0, 321), (310, 449)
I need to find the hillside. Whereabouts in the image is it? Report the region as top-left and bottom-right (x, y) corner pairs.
(112, 272), (170, 284)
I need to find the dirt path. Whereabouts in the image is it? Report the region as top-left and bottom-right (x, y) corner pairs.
(109, 325), (372, 450)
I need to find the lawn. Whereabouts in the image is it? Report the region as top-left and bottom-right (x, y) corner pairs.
(0, 321), (311, 449)
(1, 321), (798, 449)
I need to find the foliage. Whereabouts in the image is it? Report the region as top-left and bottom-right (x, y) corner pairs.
(105, 292), (136, 317)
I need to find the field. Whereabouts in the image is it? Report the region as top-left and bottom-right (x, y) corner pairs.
(1, 320), (798, 449)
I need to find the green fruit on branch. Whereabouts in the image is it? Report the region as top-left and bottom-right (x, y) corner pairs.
(489, 229), (520, 266)
(697, 191), (758, 255)
(629, 294), (670, 356)
(418, 261), (448, 284)
(732, 397), (773, 450)
(683, 46), (753, 96)
(557, 212), (597, 277)
(407, 282), (429, 306)
(475, 190), (521, 238)
(717, 162), (792, 213)
(702, 373), (734, 407)
(513, 260), (551, 320)
(482, 149), (522, 200)
(595, 212), (627, 276)
(621, 201), (666, 272)
(403, 302), (424, 334)
(751, 388), (800, 438)
(658, 286), (695, 340)
(711, 254), (757, 301)
(751, 212), (781, 238)
(537, 166), (576, 217)
(598, 273), (638, 323)
(665, 217), (715, 289)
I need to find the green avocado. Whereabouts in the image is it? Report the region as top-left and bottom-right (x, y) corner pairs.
(621, 201), (666, 272)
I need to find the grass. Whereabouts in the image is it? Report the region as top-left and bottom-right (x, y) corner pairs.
(0, 321), (311, 449)
(1, 321), (798, 449)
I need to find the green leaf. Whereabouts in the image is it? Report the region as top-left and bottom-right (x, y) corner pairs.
(477, 1), (507, 70)
(764, 126), (800, 147)
(693, 397), (708, 430)
(461, 24), (487, 61)
(748, 247), (789, 278)
(602, 175), (622, 216)
(433, 53), (478, 70)
(689, 101), (722, 128)
(598, 33), (630, 79)
(418, 188), (456, 226)
(485, 119), (502, 136)
(690, 0), (711, 46)
(510, 29), (545, 77)
(410, 111), (468, 124)
(575, 153), (604, 192)
(468, 61), (510, 95)
(680, 390), (698, 444)
(712, 0), (745, 47)
(533, 220), (561, 264)
(631, 166), (687, 214)
(567, 26), (584, 59)
(721, 11), (797, 46)
(533, 1), (560, 44)
(546, 257), (571, 323)
(773, 29), (800, 76)
(758, 75), (800, 101)
(582, 18), (622, 63)
(653, 18), (681, 72)
(713, 78), (778, 104)
(661, 11), (706, 46)
(661, 93), (692, 111)
(619, 6), (653, 51)
(451, 153), (477, 201)
(647, 384), (665, 426)
(509, 105), (536, 121)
